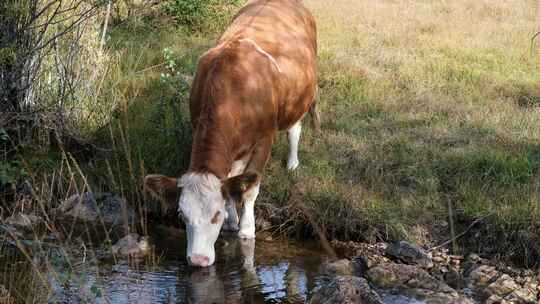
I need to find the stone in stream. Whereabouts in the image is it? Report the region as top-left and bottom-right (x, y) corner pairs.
(385, 241), (433, 268)
(309, 276), (383, 304)
(57, 192), (136, 226)
(5, 213), (41, 229)
(320, 259), (356, 277)
(366, 262), (473, 304)
(111, 233), (150, 257)
(466, 264), (499, 289)
(486, 274), (520, 297)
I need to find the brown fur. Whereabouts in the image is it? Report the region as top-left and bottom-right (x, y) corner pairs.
(222, 172), (261, 203)
(210, 211), (221, 224)
(188, 0), (318, 181)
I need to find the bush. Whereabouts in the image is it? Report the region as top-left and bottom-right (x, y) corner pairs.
(166, 0), (244, 32)
(0, 0), (112, 146)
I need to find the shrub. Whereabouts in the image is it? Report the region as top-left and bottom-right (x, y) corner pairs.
(166, 0), (244, 32)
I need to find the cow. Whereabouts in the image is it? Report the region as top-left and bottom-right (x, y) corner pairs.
(144, 0), (318, 267)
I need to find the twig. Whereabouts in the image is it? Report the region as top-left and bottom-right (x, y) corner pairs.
(290, 184), (337, 258)
(135, 63), (165, 74)
(532, 31), (540, 55)
(296, 204), (337, 258)
(100, 0), (112, 53)
(428, 215), (490, 252)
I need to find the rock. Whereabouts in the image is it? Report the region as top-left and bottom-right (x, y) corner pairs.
(486, 294), (506, 304)
(112, 233), (150, 257)
(255, 216), (271, 231)
(523, 281), (539, 301)
(58, 192), (135, 226)
(467, 265), (499, 288)
(366, 262), (464, 302)
(504, 288), (537, 303)
(433, 256), (445, 263)
(5, 213), (41, 229)
(332, 241), (388, 268)
(320, 259), (356, 277)
(468, 253), (487, 264)
(309, 276), (383, 304)
(385, 241), (433, 268)
(444, 267), (465, 289)
(486, 274), (520, 297)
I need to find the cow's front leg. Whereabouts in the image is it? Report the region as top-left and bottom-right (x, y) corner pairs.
(223, 156), (250, 232)
(238, 182), (260, 239)
(223, 199), (240, 231)
(236, 136), (273, 239)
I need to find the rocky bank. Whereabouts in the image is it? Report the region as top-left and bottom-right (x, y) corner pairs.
(312, 240), (540, 304)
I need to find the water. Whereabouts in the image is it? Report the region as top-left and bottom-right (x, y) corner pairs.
(43, 225), (325, 303)
(2, 225), (424, 303)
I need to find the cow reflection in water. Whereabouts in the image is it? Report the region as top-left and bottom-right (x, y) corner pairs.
(186, 238), (306, 303)
(187, 238), (262, 303)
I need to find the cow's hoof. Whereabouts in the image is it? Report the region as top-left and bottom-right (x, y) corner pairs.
(238, 230), (256, 239)
(287, 158), (299, 171)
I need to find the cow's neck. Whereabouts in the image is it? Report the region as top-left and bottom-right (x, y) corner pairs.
(188, 110), (234, 180)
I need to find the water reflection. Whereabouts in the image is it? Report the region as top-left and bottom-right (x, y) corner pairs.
(2, 226), (429, 303)
(49, 230), (324, 303)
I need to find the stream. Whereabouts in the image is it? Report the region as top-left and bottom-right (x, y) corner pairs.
(1, 224), (425, 303)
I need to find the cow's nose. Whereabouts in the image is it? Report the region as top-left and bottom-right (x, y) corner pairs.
(188, 254), (210, 267)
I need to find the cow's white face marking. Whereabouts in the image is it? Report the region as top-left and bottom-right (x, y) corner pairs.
(178, 173), (226, 267)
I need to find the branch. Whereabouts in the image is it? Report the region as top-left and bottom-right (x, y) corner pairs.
(428, 215), (490, 252)
(532, 31), (540, 55)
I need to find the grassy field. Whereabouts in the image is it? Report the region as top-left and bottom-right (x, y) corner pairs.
(298, 0), (540, 261)
(51, 0), (540, 265)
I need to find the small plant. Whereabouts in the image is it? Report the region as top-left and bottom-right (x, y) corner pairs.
(160, 47), (180, 84)
(0, 160), (26, 187)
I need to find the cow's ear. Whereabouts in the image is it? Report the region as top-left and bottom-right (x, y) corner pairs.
(144, 174), (179, 193)
(144, 174), (181, 215)
(222, 172), (260, 202)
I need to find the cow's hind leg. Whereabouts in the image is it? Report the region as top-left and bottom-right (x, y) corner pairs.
(287, 121), (302, 171)
(309, 101), (321, 134)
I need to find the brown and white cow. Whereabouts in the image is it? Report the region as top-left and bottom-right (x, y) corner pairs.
(145, 0), (318, 267)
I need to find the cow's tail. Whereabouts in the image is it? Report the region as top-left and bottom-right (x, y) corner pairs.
(309, 86), (321, 134)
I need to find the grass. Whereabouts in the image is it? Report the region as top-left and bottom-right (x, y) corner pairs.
(294, 0), (540, 261)
(89, 0), (540, 265)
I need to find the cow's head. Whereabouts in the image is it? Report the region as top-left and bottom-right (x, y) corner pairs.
(144, 172), (259, 267)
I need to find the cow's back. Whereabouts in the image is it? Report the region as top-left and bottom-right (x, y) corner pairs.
(223, 0), (317, 130)
(190, 0), (317, 134)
